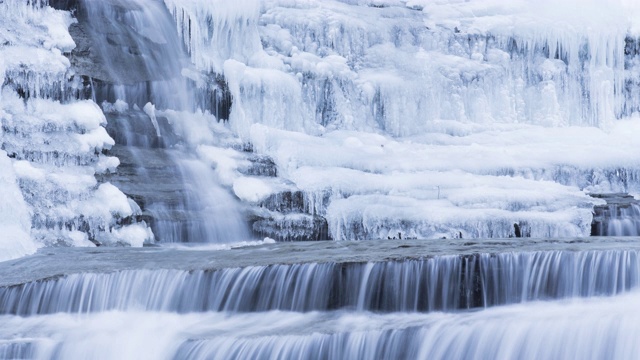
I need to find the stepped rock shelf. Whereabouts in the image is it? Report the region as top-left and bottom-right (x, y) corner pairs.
(3, 0), (640, 253)
(2, 237), (638, 288)
(2, 238), (640, 358)
(3, 0), (640, 358)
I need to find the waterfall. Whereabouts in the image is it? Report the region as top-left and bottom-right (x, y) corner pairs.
(2, 239), (640, 358)
(2, 249), (639, 315)
(73, 0), (250, 243)
(79, 0), (192, 110)
(4, 0), (640, 358)
(168, 293), (640, 360)
(592, 195), (640, 236)
(170, 158), (250, 242)
(604, 204), (640, 236)
(1, 285), (640, 359)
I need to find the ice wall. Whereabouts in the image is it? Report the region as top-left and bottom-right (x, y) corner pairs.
(165, 0), (639, 135)
(0, 0), (152, 250)
(159, 0), (640, 240)
(3, 0), (640, 245)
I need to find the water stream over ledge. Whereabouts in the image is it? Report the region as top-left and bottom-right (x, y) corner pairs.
(2, 238), (640, 359)
(5, 0), (640, 358)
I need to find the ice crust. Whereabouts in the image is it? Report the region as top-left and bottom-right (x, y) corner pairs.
(4, 0), (640, 249)
(0, 0), (152, 254)
(0, 151), (36, 261)
(160, 0), (640, 240)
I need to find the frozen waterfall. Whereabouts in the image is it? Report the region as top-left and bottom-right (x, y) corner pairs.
(72, 0), (250, 243)
(160, 0), (640, 240)
(4, 0), (640, 244)
(2, 0), (640, 358)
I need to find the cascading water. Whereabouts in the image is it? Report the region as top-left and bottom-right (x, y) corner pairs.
(4, 0), (640, 358)
(1, 249), (639, 315)
(75, 0), (250, 243)
(608, 204), (640, 235)
(1, 239), (640, 359)
(79, 0), (192, 109)
(591, 194), (640, 236)
(168, 157), (250, 242)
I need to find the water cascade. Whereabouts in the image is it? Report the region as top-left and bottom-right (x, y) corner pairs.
(2, 240), (640, 359)
(68, 0), (250, 243)
(76, 0), (192, 109)
(591, 194), (640, 236)
(3, 0), (640, 358)
(1, 249), (639, 315)
(608, 204), (640, 235)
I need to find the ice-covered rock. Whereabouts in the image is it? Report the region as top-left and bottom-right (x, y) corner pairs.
(163, 0), (640, 136)
(0, 0), (153, 251)
(0, 151), (37, 261)
(7, 0), (640, 247)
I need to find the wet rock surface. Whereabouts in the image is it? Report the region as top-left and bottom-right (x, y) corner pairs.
(236, 159), (331, 241)
(104, 112), (179, 148)
(3, 237), (640, 287)
(98, 144), (189, 242)
(252, 215), (330, 241)
(58, 0), (175, 84)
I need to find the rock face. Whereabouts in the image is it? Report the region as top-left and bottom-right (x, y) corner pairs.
(44, 0), (246, 243)
(248, 187), (330, 241)
(0, 0), (154, 248)
(51, 0), (233, 119)
(99, 144), (188, 242)
(591, 194), (640, 236)
(55, 0), (177, 84)
(104, 111), (178, 149)
(49, 0), (332, 243)
(49, 0), (639, 243)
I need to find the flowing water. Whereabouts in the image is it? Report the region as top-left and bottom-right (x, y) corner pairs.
(1, 238), (640, 359)
(592, 196), (640, 237)
(2, 249), (640, 315)
(83, 0), (250, 243)
(4, 0), (640, 358)
(81, 0), (192, 109)
(606, 204), (640, 236)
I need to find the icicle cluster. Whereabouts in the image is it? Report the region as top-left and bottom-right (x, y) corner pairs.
(156, 0), (640, 240)
(0, 2), (153, 250)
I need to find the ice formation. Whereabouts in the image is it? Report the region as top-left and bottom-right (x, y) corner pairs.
(4, 1), (640, 358)
(0, 0), (153, 251)
(0, 151), (35, 261)
(159, 0), (640, 240)
(3, 0), (640, 250)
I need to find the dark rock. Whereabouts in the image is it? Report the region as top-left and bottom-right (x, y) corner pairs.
(48, 0), (78, 10)
(252, 215), (330, 241)
(259, 191), (305, 213)
(239, 154), (278, 177)
(513, 223), (522, 238)
(64, 0), (171, 84)
(58, 0), (235, 118)
(192, 74), (233, 122)
(104, 112), (179, 148)
(508, 222), (531, 238)
(99, 145), (187, 210)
